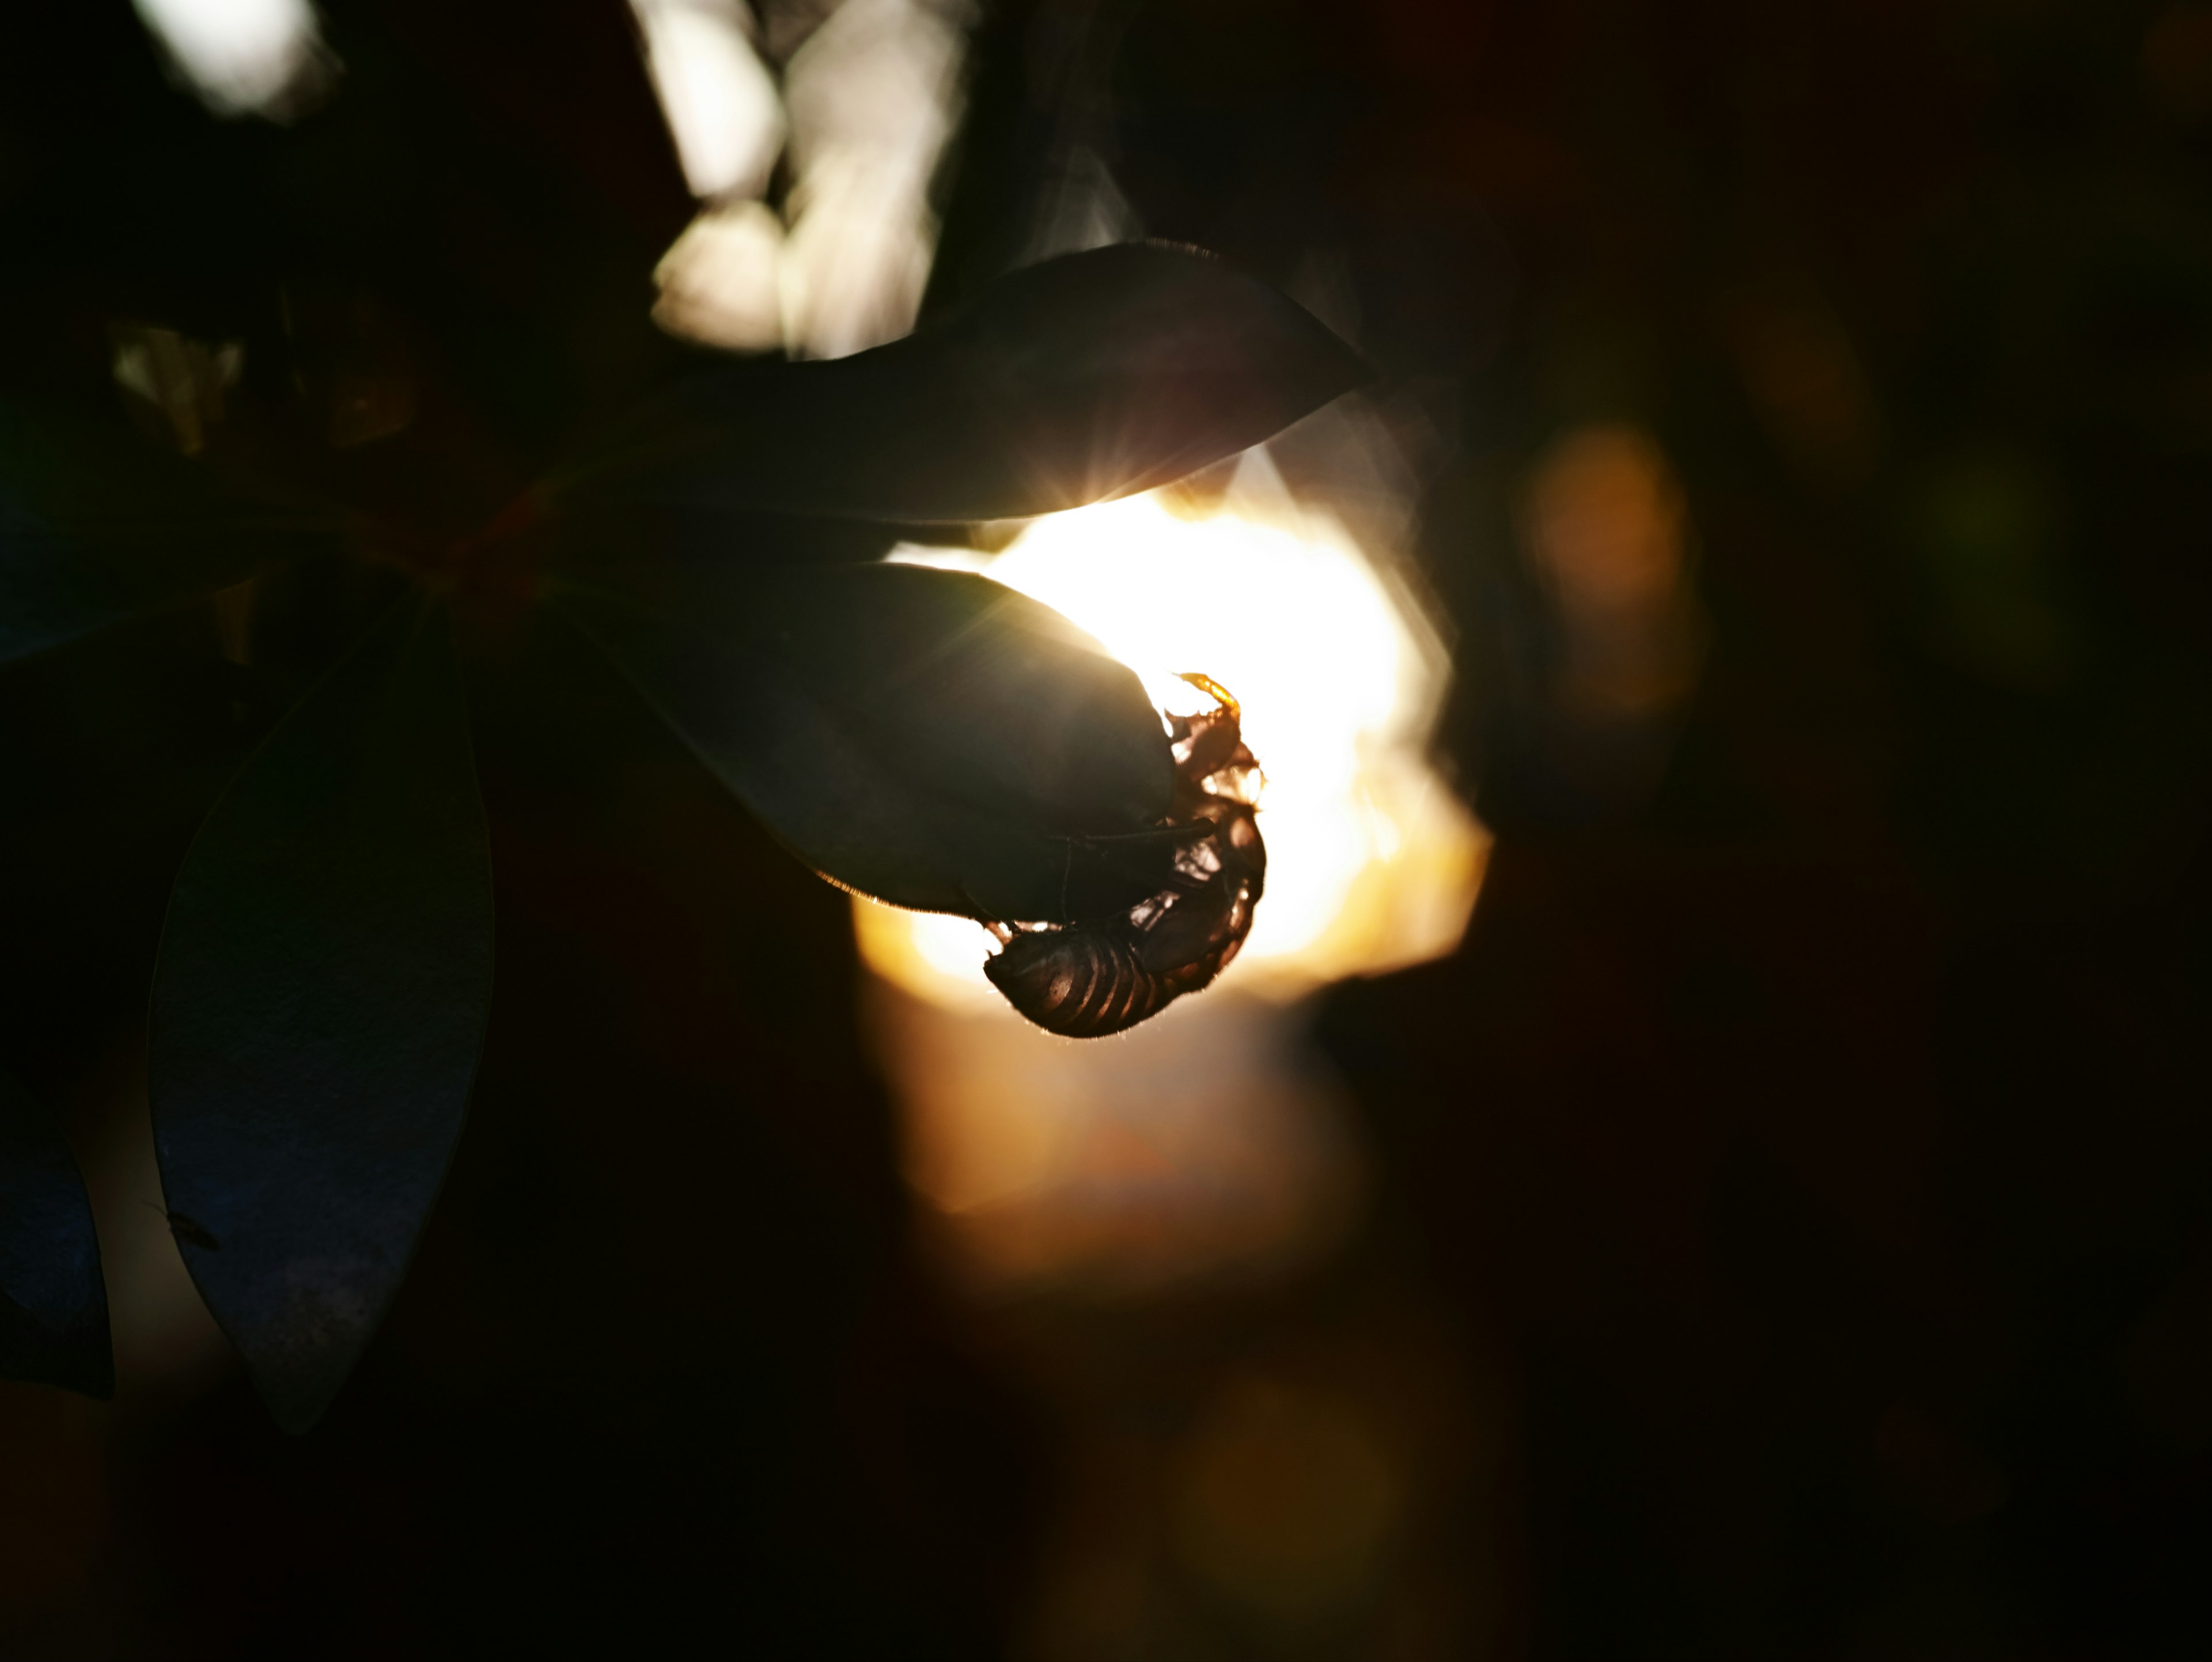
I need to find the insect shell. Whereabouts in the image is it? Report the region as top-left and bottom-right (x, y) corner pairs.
(143, 1200), (220, 1251)
(983, 675), (1266, 1038)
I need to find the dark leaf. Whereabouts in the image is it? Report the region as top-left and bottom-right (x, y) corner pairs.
(552, 561), (1185, 922)
(0, 1067), (112, 1398)
(1, 401), (350, 665)
(567, 241), (1370, 523)
(150, 593), (493, 1433)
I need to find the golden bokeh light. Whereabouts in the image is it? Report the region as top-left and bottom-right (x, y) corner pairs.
(131, 0), (335, 120)
(858, 477), (1486, 1004)
(1522, 423), (1703, 723)
(853, 461), (1486, 1296)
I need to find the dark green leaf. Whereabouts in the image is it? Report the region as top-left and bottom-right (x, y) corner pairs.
(567, 241), (1370, 523)
(1, 401), (350, 665)
(150, 594), (493, 1433)
(552, 562), (1184, 922)
(0, 1067), (112, 1399)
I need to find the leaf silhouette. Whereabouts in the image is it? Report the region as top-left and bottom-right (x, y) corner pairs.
(552, 562), (1187, 922)
(150, 594), (493, 1433)
(0, 1067), (112, 1399)
(1, 400), (349, 665)
(570, 241), (1370, 523)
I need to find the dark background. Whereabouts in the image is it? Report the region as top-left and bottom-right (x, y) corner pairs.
(3, 1), (2210, 1655)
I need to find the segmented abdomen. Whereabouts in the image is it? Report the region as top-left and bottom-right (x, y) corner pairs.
(984, 927), (1167, 1038)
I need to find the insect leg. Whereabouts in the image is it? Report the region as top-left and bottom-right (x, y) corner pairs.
(1176, 671), (1240, 718)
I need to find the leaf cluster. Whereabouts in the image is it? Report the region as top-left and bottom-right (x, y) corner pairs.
(0, 243), (1363, 1429)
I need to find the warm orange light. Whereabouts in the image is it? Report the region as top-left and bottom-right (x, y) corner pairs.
(861, 471), (1486, 1004)
(853, 459), (1484, 1296)
(1521, 424), (1703, 721)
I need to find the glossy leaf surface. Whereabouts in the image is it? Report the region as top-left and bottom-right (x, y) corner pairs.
(151, 596), (492, 1433)
(1, 401), (348, 665)
(572, 241), (1369, 523)
(0, 1068), (112, 1398)
(554, 562), (1183, 922)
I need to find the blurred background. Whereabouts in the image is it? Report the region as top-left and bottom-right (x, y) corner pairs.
(4, 0), (2211, 1656)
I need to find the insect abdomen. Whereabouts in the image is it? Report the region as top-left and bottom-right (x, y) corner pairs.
(984, 927), (1166, 1038)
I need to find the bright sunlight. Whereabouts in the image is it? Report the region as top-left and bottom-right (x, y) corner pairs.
(855, 468), (1486, 1009)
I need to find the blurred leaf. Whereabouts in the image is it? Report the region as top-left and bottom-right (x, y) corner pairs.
(150, 594), (492, 1434)
(1, 401), (350, 665)
(552, 561), (1184, 921)
(0, 1067), (112, 1399)
(570, 241), (1370, 523)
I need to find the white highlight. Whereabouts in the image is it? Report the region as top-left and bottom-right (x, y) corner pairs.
(642, 0), (972, 359)
(133, 0), (334, 120)
(631, 0), (786, 201)
(777, 0), (967, 358)
(653, 199), (789, 353)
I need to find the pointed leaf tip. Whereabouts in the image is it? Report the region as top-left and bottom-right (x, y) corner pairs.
(575, 241), (1373, 524)
(151, 595), (493, 1433)
(0, 1070), (112, 1399)
(553, 561), (1184, 922)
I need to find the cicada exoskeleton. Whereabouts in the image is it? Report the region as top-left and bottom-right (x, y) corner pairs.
(983, 675), (1265, 1036)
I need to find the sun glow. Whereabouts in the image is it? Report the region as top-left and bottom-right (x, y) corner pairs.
(854, 468), (1486, 1008)
(851, 459), (1484, 1294)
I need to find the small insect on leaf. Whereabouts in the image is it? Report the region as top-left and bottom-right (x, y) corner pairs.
(143, 1201), (221, 1252)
